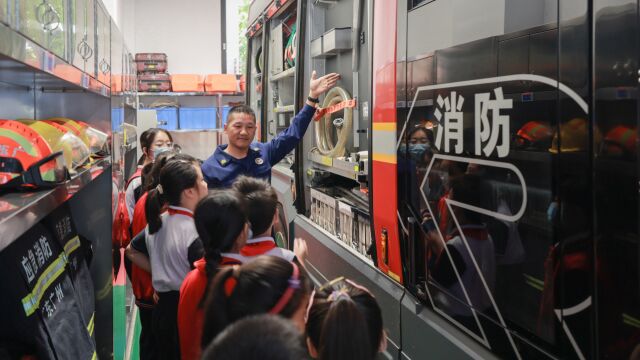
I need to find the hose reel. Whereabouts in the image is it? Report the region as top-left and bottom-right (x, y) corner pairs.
(314, 86), (353, 158)
(285, 24), (297, 68)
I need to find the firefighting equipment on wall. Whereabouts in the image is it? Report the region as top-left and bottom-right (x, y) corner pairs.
(313, 86), (354, 158)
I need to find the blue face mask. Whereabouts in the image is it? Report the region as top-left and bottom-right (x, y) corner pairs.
(408, 143), (428, 160)
(152, 146), (172, 160)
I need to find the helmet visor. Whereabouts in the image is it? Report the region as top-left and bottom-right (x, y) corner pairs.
(38, 151), (67, 183)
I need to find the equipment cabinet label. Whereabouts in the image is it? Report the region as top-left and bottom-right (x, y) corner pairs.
(42, 51), (55, 74)
(81, 74), (90, 89)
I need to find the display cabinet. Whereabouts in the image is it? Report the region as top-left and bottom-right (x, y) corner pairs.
(0, 0), (132, 357)
(70, 0), (95, 77)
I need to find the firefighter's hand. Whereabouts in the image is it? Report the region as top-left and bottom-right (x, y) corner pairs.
(309, 71), (340, 98)
(293, 237), (309, 265)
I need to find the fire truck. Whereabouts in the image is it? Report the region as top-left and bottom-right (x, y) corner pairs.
(245, 0), (640, 358)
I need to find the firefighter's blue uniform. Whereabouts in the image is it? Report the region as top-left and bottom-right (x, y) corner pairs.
(202, 104), (316, 188)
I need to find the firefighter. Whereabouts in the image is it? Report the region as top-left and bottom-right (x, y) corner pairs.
(201, 71), (340, 188)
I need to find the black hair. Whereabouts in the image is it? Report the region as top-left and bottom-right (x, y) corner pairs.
(137, 128), (173, 165)
(232, 176), (278, 236)
(141, 152), (193, 192)
(194, 191), (248, 304)
(408, 126), (431, 143)
(145, 154), (199, 234)
(201, 314), (307, 360)
(227, 104), (256, 124)
(306, 280), (383, 360)
(449, 174), (484, 224)
(201, 255), (311, 348)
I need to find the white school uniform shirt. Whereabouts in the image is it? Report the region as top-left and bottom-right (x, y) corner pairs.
(241, 236), (296, 262)
(146, 206), (199, 292)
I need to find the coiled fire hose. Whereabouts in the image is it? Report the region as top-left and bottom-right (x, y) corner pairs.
(314, 86), (353, 158)
(285, 24), (296, 68)
(255, 46), (263, 74)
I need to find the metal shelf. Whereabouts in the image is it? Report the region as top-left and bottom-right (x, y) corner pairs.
(308, 152), (368, 181)
(138, 91), (243, 97)
(0, 23), (110, 98)
(297, 215), (374, 267)
(270, 67), (296, 82)
(595, 87), (637, 101)
(0, 158), (112, 252)
(274, 105), (295, 113)
(508, 150), (553, 163)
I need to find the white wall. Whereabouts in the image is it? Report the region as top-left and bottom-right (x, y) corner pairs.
(133, 0), (223, 74)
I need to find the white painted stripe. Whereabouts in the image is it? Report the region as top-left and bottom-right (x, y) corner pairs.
(447, 203), (522, 360)
(421, 202), (490, 346)
(555, 310), (587, 360)
(372, 129), (397, 155)
(422, 154), (527, 222)
(399, 73), (589, 146)
(555, 296), (592, 317)
(419, 153), (528, 359)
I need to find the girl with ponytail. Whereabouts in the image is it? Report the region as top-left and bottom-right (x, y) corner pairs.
(200, 256), (313, 350)
(305, 277), (385, 360)
(126, 154), (208, 360)
(178, 190), (251, 360)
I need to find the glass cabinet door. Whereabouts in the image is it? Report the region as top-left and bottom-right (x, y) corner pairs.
(18, 0), (48, 48)
(0, 0), (8, 26)
(96, 2), (110, 85)
(70, 0), (95, 75)
(46, 0), (67, 59)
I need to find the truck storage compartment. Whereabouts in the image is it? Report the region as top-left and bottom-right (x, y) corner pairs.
(138, 73), (172, 92)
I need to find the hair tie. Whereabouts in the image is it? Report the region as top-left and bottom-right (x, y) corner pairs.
(328, 288), (352, 302)
(223, 266), (240, 297)
(268, 262), (300, 315)
(156, 184), (164, 194)
(224, 276), (237, 297)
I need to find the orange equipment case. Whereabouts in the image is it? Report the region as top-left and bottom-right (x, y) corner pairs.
(204, 74), (238, 93)
(171, 74), (204, 92)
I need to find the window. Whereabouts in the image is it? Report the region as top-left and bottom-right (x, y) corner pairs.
(397, 1), (607, 358)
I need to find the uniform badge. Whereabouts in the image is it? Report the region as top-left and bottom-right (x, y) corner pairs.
(220, 159), (228, 166)
(255, 158), (264, 165)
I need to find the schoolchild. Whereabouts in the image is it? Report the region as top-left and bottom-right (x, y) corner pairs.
(305, 277), (385, 360)
(126, 128), (173, 222)
(115, 128), (171, 279)
(178, 191), (251, 360)
(425, 174), (497, 340)
(128, 151), (182, 360)
(232, 175), (308, 263)
(201, 315), (308, 360)
(200, 255), (312, 350)
(126, 155), (208, 360)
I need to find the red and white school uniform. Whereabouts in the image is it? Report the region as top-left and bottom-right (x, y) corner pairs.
(240, 236), (295, 261)
(178, 253), (247, 360)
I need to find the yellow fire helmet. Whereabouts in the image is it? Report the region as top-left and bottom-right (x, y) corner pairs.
(18, 120), (91, 169)
(549, 118), (602, 153)
(603, 125), (636, 157)
(47, 118), (91, 147)
(46, 118), (109, 155)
